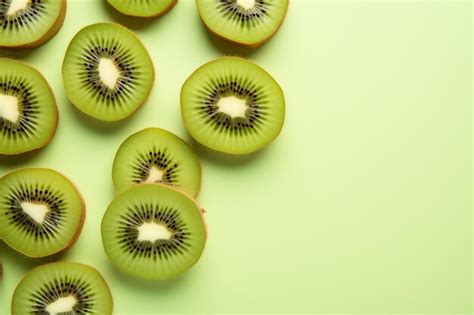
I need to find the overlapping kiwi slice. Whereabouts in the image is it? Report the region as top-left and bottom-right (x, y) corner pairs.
(0, 168), (85, 258)
(11, 262), (113, 314)
(113, 128), (201, 197)
(0, 58), (58, 155)
(101, 184), (207, 280)
(196, 0), (289, 47)
(181, 56), (285, 154)
(107, 0), (177, 18)
(62, 23), (155, 122)
(0, 0), (66, 49)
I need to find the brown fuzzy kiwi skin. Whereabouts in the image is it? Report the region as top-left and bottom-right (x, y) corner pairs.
(11, 261), (113, 314)
(196, 0), (290, 48)
(107, 0), (178, 19)
(180, 56), (286, 155)
(61, 22), (155, 123)
(0, 168), (86, 258)
(0, 58), (59, 156)
(0, 0), (67, 49)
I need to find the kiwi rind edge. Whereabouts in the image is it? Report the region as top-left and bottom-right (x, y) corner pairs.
(107, 0), (178, 19)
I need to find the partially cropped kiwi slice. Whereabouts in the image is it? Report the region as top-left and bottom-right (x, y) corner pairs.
(0, 168), (85, 258)
(12, 262), (113, 314)
(0, 0), (66, 49)
(107, 0), (177, 18)
(196, 0), (289, 47)
(113, 128), (201, 196)
(181, 56), (285, 154)
(101, 184), (207, 280)
(62, 23), (155, 122)
(0, 58), (58, 155)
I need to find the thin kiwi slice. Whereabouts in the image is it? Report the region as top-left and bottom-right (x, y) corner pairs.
(181, 56), (285, 154)
(113, 128), (201, 197)
(0, 168), (85, 258)
(107, 0), (177, 18)
(101, 184), (207, 280)
(11, 262), (113, 314)
(0, 0), (66, 49)
(0, 58), (58, 155)
(62, 23), (155, 122)
(196, 0), (289, 47)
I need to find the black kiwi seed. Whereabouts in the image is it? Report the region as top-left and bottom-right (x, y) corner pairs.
(217, 0), (269, 25)
(130, 149), (179, 186)
(0, 0), (45, 31)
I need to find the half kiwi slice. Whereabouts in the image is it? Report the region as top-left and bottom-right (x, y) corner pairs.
(62, 23), (155, 122)
(101, 183), (207, 280)
(0, 58), (58, 155)
(112, 128), (201, 197)
(12, 262), (113, 314)
(107, 0), (177, 18)
(0, 168), (85, 258)
(0, 0), (66, 49)
(181, 56), (285, 154)
(196, 0), (289, 47)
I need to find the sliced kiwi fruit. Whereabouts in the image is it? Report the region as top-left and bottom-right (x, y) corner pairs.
(0, 0), (66, 49)
(181, 56), (285, 154)
(0, 168), (85, 258)
(107, 0), (177, 18)
(196, 0), (289, 47)
(113, 128), (201, 197)
(101, 183), (207, 280)
(11, 262), (113, 314)
(62, 23), (155, 122)
(0, 58), (58, 155)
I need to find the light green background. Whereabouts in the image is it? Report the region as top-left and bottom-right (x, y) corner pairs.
(0, 0), (471, 313)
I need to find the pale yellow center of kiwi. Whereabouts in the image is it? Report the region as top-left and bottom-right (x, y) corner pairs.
(6, 0), (29, 16)
(142, 166), (164, 184)
(46, 295), (77, 315)
(237, 0), (255, 10)
(0, 94), (20, 123)
(217, 96), (248, 118)
(137, 222), (172, 242)
(98, 58), (120, 89)
(21, 202), (50, 224)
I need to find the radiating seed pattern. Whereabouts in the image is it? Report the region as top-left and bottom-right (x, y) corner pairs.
(130, 147), (179, 186)
(217, 0), (270, 26)
(0, 0), (46, 31)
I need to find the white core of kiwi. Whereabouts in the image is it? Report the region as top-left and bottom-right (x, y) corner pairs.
(137, 222), (172, 242)
(46, 295), (78, 315)
(143, 166), (164, 184)
(20, 202), (50, 224)
(98, 58), (120, 89)
(237, 0), (256, 10)
(217, 96), (248, 118)
(7, 0), (29, 16)
(0, 94), (20, 123)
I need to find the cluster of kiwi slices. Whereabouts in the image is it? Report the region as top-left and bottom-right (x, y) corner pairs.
(0, 0), (288, 313)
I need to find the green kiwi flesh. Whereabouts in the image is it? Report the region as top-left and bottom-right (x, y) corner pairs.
(113, 128), (201, 197)
(101, 184), (207, 280)
(0, 168), (85, 258)
(181, 56), (285, 154)
(0, 58), (58, 155)
(196, 0), (289, 47)
(11, 262), (113, 314)
(107, 0), (177, 18)
(62, 23), (155, 122)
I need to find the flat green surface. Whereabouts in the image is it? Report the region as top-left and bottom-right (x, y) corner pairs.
(0, 0), (471, 313)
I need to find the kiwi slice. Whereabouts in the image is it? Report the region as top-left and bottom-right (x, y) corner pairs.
(181, 56), (285, 154)
(101, 183), (207, 280)
(0, 168), (85, 258)
(11, 262), (113, 314)
(0, 0), (66, 49)
(196, 0), (289, 47)
(62, 23), (155, 122)
(0, 58), (58, 155)
(107, 0), (177, 18)
(112, 128), (201, 197)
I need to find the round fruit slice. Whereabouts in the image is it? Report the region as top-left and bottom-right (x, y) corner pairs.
(0, 0), (66, 49)
(101, 184), (207, 280)
(113, 128), (201, 197)
(181, 57), (285, 154)
(196, 0), (289, 47)
(107, 0), (177, 18)
(0, 168), (85, 257)
(12, 262), (113, 314)
(0, 58), (58, 155)
(62, 23), (155, 122)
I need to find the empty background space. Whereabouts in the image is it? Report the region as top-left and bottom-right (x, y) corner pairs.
(0, 0), (471, 313)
